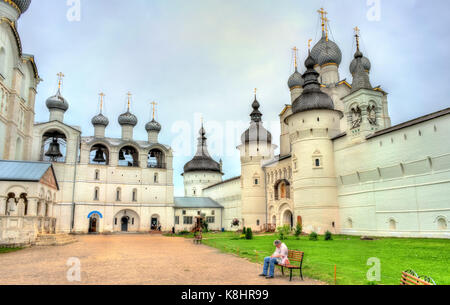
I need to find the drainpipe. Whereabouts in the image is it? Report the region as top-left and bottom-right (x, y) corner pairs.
(70, 135), (80, 233)
(263, 166), (268, 231)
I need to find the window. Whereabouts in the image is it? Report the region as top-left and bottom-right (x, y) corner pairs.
(154, 173), (158, 183)
(437, 217), (447, 230)
(197, 211), (201, 216)
(114, 218), (117, 225)
(254, 179), (259, 185)
(94, 188), (99, 201)
(206, 216), (215, 224)
(175, 216), (180, 225)
(257, 220), (260, 226)
(315, 159), (320, 167)
(193, 189), (196, 196)
(211, 210), (215, 216)
(389, 219), (396, 231)
(116, 188), (121, 201)
(95, 170), (100, 180)
(132, 218), (135, 225)
(0, 47), (5, 77)
(182, 210), (186, 215)
(132, 189), (137, 202)
(183, 216), (193, 225)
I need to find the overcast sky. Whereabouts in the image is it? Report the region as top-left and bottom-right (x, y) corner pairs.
(17, 0), (450, 195)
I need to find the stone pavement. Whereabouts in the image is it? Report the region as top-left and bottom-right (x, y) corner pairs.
(0, 234), (324, 285)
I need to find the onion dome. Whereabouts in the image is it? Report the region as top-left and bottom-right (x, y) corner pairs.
(311, 32), (342, 67)
(350, 51), (371, 75)
(350, 50), (372, 93)
(118, 111), (138, 127)
(145, 119), (161, 132)
(8, 0), (31, 14)
(241, 96), (272, 144)
(46, 89), (69, 112)
(91, 113), (109, 127)
(288, 68), (304, 89)
(292, 52), (334, 114)
(184, 126), (221, 174)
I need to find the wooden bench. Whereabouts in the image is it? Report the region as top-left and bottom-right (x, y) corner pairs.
(278, 250), (304, 281)
(401, 270), (436, 285)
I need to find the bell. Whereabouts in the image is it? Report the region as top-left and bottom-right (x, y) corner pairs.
(119, 150), (125, 161)
(45, 139), (63, 160)
(93, 149), (106, 163)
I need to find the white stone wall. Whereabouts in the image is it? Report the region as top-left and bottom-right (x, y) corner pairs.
(174, 207), (222, 232)
(334, 113), (450, 238)
(183, 171), (222, 197)
(203, 178), (242, 231)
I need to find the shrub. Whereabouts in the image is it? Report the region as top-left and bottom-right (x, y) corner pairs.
(309, 232), (318, 241)
(294, 223), (302, 239)
(324, 230), (333, 241)
(239, 234), (246, 239)
(245, 228), (253, 240)
(277, 225), (291, 240)
(242, 226), (246, 234)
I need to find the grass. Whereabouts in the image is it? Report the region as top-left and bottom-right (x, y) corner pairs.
(0, 247), (23, 254)
(192, 232), (449, 285)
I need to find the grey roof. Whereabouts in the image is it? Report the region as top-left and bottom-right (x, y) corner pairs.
(11, 0), (31, 14)
(311, 31), (342, 66)
(118, 111), (138, 127)
(350, 50), (372, 93)
(145, 119), (162, 132)
(46, 89), (69, 112)
(174, 197), (223, 209)
(241, 96), (272, 144)
(0, 160), (58, 188)
(184, 126), (222, 174)
(287, 68), (304, 89)
(292, 53), (334, 113)
(91, 113), (109, 127)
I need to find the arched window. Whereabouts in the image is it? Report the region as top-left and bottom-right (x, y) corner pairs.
(94, 188), (99, 201)
(154, 173), (158, 183)
(116, 188), (121, 201)
(347, 218), (353, 229)
(94, 170), (100, 180)
(0, 88), (7, 116)
(437, 217), (447, 230)
(41, 130), (67, 163)
(315, 158), (321, 167)
(90, 144), (109, 165)
(389, 219), (396, 231)
(132, 189), (137, 202)
(118, 146), (139, 167)
(367, 104), (377, 125)
(148, 148), (165, 168)
(280, 182), (286, 199)
(15, 137), (23, 160)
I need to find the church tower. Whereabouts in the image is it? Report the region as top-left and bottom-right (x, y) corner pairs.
(91, 93), (109, 138)
(183, 123), (223, 197)
(286, 50), (342, 234)
(238, 92), (276, 231)
(342, 27), (391, 140)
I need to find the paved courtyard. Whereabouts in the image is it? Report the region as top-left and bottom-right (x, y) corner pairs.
(0, 234), (323, 285)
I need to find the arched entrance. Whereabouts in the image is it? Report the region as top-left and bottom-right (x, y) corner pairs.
(121, 216), (130, 232)
(283, 210), (293, 229)
(89, 216), (98, 233)
(151, 214), (160, 231)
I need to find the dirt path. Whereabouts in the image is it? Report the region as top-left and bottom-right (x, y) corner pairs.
(0, 234), (324, 285)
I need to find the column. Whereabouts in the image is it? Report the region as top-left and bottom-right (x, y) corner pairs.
(0, 197), (6, 215)
(27, 198), (38, 216)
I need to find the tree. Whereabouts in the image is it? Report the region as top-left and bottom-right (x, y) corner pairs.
(245, 228), (253, 240)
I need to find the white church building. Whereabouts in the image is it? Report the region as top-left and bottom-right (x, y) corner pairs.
(0, 1), (449, 246)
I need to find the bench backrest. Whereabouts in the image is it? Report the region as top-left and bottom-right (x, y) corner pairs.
(288, 250), (304, 263)
(400, 272), (433, 286)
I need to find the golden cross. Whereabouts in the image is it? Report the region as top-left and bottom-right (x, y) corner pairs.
(57, 72), (65, 89)
(127, 91), (132, 110)
(99, 92), (105, 112)
(150, 101), (157, 120)
(292, 47), (298, 68)
(254, 88), (257, 97)
(317, 7), (328, 32)
(354, 26), (360, 50)
(324, 17), (329, 41)
(308, 39), (312, 50)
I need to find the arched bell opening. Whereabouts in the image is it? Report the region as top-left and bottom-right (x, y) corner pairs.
(118, 145), (139, 167)
(89, 144), (110, 165)
(148, 148), (165, 169)
(41, 130), (67, 163)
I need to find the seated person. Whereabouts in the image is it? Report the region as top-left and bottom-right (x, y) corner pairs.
(259, 240), (289, 279)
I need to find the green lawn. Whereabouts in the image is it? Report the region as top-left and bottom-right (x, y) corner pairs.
(195, 232), (449, 285)
(0, 247), (23, 254)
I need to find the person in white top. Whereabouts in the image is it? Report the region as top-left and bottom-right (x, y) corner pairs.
(259, 240), (289, 279)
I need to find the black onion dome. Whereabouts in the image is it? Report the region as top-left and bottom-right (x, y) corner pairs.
(350, 50), (371, 75)
(46, 89), (69, 112)
(145, 119), (161, 132)
(292, 52), (334, 114)
(311, 32), (342, 67)
(288, 68), (304, 89)
(91, 113), (109, 127)
(118, 111), (138, 127)
(350, 50), (372, 93)
(9, 0), (31, 14)
(184, 126), (221, 173)
(241, 96), (272, 144)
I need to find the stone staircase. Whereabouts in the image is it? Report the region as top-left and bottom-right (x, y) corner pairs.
(34, 234), (78, 247)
